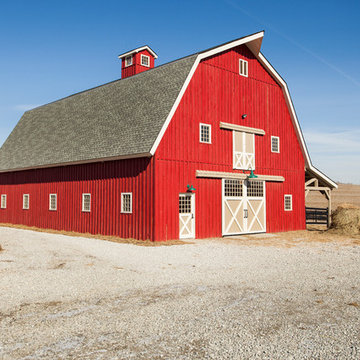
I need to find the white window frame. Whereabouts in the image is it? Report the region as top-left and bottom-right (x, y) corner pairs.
(125, 55), (133, 67)
(82, 193), (91, 213)
(239, 58), (248, 77)
(199, 123), (211, 144)
(121, 192), (133, 214)
(23, 194), (29, 210)
(271, 136), (280, 153)
(49, 193), (57, 211)
(284, 194), (293, 211)
(1, 194), (6, 209)
(140, 54), (150, 67)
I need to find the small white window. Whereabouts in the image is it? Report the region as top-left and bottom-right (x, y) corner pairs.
(23, 194), (29, 210)
(82, 193), (91, 212)
(121, 193), (132, 214)
(271, 136), (280, 153)
(1, 194), (6, 209)
(284, 194), (292, 211)
(125, 55), (133, 67)
(141, 54), (150, 67)
(49, 194), (57, 211)
(239, 59), (248, 77)
(200, 123), (211, 144)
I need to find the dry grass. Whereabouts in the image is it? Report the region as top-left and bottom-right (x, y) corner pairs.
(0, 223), (189, 247)
(306, 183), (360, 208)
(330, 203), (360, 236)
(0, 244), (3, 251)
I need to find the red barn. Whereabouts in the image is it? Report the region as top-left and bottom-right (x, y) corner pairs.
(0, 32), (337, 241)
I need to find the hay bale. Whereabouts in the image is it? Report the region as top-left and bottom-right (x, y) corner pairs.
(331, 203), (360, 235)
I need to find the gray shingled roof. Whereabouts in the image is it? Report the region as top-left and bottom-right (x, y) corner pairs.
(0, 54), (197, 171)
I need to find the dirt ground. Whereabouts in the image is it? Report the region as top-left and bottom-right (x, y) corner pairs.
(306, 183), (360, 208)
(0, 227), (359, 359)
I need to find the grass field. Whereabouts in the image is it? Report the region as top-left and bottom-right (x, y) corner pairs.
(306, 183), (360, 209)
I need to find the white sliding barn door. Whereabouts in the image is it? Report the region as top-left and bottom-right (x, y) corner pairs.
(179, 193), (195, 239)
(222, 179), (266, 236)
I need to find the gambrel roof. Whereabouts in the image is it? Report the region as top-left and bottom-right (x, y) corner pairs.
(0, 31), (336, 188)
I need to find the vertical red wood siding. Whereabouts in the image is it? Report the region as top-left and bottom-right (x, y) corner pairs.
(121, 49), (155, 79)
(154, 44), (305, 240)
(0, 157), (155, 240)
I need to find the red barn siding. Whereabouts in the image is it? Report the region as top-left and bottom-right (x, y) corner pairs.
(154, 44), (305, 240)
(121, 49), (155, 79)
(0, 157), (155, 240)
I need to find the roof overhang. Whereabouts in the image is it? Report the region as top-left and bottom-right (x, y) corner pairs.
(118, 46), (158, 59)
(150, 31), (337, 189)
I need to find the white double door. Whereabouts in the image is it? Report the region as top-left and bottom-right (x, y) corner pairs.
(222, 179), (266, 236)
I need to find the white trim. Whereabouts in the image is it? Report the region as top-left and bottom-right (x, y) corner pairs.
(23, 194), (29, 210)
(271, 136), (280, 153)
(148, 31), (335, 189)
(124, 55), (133, 67)
(284, 194), (293, 211)
(0, 152), (152, 174)
(257, 53), (337, 189)
(82, 193), (91, 212)
(1, 194), (6, 209)
(149, 31), (265, 156)
(220, 122), (265, 135)
(49, 193), (57, 211)
(196, 170), (284, 182)
(118, 45), (158, 59)
(239, 58), (248, 77)
(199, 123), (211, 144)
(140, 54), (150, 67)
(121, 192), (133, 214)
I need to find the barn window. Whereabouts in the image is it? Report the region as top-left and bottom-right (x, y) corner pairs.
(200, 123), (211, 144)
(141, 54), (150, 67)
(233, 131), (255, 170)
(121, 193), (132, 213)
(125, 55), (133, 67)
(179, 195), (191, 213)
(1, 194), (6, 209)
(224, 179), (243, 197)
(49, 194), (57, 211)
(82, 193), (91, 212)
(23, 194), (29, 210)
(284, 194), (292, 211)
(239, 59), (248, 77)
(271, 136), (280, 153)
(247, 181), (264, 197)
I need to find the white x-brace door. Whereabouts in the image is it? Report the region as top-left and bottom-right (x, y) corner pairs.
(222, 179), (266, 236)
(179, 193), (195, 239)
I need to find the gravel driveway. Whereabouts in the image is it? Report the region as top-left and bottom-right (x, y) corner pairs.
(0, 227), (359, 359)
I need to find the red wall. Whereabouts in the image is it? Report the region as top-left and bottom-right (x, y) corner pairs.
(154, 44), (305, 240)
(0, 158), (155, 240)
(121, 49), (155, 79)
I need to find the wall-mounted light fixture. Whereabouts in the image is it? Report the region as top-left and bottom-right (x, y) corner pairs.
(242, 114), (247, 119)
(187, 184), (196, 192)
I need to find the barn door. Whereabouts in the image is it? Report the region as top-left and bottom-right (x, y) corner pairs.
(179, 193), (195, 239)
(222, 179), (266, 235)
(233, 131), (255, 170)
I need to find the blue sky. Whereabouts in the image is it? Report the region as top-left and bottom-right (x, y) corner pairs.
(0, 0), (359, 183)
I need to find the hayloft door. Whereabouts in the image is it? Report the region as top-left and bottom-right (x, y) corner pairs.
(179, 193), (195, 239)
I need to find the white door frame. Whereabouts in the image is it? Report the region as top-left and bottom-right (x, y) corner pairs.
(222, 179), (266, 236)
(179, 193), (195, 239)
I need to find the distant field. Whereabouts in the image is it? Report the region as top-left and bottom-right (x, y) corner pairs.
(306, 183), (360, 209)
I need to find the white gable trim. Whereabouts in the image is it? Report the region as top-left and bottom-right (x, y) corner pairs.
(257, 53), (337, 189)
(118, 46), (158, 59)
(150, 31), (265, 156)
(150, 31), (336, 189)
